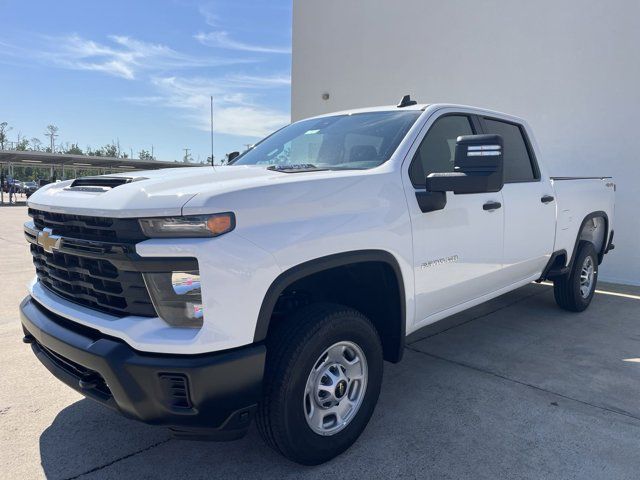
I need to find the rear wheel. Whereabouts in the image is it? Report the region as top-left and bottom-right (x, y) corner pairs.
(256, 303), (383, 465)
(553, 241), (598, 312)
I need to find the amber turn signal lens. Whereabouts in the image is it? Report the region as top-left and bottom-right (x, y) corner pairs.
(139, 213), (235, 238)
(207, 214), (233, 235)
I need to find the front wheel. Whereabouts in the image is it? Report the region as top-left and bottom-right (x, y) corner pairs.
(553, 241), (598, 312)
(256, 303), (383, 465)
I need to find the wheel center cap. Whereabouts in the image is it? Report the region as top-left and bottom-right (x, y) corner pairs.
(335, 380), (348, 399)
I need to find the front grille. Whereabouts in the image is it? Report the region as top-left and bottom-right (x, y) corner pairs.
(31, 244), (156, 317)
(28, 209), (157, 317)
(29, 208), (146, 242)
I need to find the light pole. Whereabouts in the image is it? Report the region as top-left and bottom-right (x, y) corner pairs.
(210, 96), (215, 167)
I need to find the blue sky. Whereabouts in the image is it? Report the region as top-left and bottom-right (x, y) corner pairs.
(0, 0), (292, 162)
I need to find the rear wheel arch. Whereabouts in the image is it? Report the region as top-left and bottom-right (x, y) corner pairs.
(568, 211), (609, 269)
(254, 250), (406, 363)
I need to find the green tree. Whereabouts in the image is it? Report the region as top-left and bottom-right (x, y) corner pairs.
(64, 143), (84, 155)
(44, 124), (59, 152)
(16, 138), (29, 151)
(85, 146), (98, 156)
(0, 122), (11, 150)
(30, 137), (42, 151)
(102, 143), (118, 157)
(139, 149), (154, 160)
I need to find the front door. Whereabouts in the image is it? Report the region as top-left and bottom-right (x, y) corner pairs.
(404, 113), (504, 327)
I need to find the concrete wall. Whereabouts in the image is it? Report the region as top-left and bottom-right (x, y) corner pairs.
(292, 0), (640, 285)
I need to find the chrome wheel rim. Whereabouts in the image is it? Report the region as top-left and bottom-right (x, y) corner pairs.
(580, 256), (595, 298)
(303, 341), (368, 436)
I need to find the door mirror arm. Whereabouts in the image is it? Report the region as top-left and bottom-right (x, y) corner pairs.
(415, 190), (447, 213)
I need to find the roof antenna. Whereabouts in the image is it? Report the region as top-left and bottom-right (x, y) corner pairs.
(397, 95), (417, 108)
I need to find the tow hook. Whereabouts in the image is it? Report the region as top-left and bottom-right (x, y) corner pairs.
(79, 376), (100, 390)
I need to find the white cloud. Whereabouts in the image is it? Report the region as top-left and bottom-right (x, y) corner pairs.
(226, 73), (291, 88)
(39, 34), (253, 79)
(198, 4), (220, 27)
(194, 31), (291, 54)
(214, 106), (289, 138)
(0, 31), (290, 139)
(138, 75), (290, 137)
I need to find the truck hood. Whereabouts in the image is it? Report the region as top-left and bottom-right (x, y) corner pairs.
(27, 165), (359, 218)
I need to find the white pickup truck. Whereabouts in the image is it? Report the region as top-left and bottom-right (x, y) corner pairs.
(21, 98), (615, 464)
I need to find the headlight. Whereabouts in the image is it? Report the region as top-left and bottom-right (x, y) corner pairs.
(143, 271), (204, 328)
(139, 213), (235, 238)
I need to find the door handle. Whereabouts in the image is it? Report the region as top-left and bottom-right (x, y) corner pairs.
(483, 201), (502, 211)
(541, 195), (555, 204)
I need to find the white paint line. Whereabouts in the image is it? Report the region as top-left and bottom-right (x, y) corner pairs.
(534, 281), (640, 301)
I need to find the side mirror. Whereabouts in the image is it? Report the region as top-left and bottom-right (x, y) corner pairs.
(425, 134), (504, 194)
(227, 151), (240, 163)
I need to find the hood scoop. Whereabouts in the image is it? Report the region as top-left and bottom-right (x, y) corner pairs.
(65, 176), (147, 193)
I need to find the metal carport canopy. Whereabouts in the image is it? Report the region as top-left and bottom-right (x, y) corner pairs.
(0, 150), (199, 172)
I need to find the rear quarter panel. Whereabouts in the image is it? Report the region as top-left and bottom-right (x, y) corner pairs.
(552, 177), (615, 263)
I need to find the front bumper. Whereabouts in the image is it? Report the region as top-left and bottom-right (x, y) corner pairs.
(20, 295), (266, 440)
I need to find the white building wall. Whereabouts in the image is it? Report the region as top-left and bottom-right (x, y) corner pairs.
(292, 0), (640, 285)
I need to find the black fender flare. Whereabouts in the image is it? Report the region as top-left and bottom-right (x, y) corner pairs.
(567, 211), (610, 270)
(253, 250), (406, 360)
(531, 212), (609, 282)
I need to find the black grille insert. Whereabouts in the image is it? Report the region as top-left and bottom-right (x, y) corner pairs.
(28, 209), (156, 317)
(29, 208), (146, 242)
(31, 244), (156, 317)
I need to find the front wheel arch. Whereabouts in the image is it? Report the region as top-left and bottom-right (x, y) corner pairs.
(254, 250), (406, 363)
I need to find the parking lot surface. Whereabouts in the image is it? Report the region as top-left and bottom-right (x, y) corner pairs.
(2, 205), (640, 479)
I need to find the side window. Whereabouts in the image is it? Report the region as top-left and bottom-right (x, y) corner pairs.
(481, 118), (537, 183)
(409, 115), (474, 187)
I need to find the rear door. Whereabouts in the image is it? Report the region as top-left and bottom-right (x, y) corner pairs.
(478, 117), (555, 281)
(403, 112), (505, 327)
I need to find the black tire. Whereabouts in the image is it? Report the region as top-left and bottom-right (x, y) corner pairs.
(553, 241), (598, 312)
(256, 303), (383, 465)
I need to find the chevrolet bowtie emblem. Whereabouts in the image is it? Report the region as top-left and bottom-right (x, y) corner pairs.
(38, 228), (62, 253)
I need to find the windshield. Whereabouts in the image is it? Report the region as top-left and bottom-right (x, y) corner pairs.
(232, 111), (421, 170)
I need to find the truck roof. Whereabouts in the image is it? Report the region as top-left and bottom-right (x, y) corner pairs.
(305, 103), (529, 129)
(308, 104), (429, 119)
